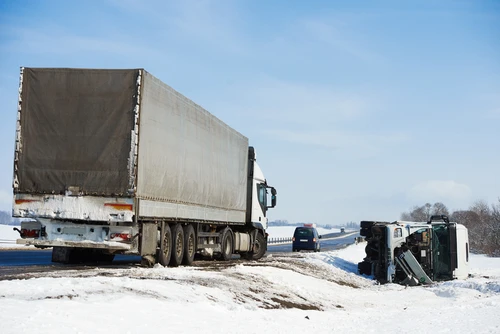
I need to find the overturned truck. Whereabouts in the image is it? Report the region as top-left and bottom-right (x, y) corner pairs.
(358, 215), (469, 285)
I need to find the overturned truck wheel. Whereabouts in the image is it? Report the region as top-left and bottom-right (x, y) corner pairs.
(358, 261), (372, 275)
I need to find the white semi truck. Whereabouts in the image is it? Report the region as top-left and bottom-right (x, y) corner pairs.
(12, 67), (277, 266)
(358, 215), (469, 285)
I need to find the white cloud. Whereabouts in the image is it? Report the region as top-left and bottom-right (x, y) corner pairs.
(222, 75), (382, 129)
(268, 129), (408, 159)
(407, 180), (472, 207)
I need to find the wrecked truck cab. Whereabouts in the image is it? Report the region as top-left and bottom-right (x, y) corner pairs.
(358, 215), (469, 286)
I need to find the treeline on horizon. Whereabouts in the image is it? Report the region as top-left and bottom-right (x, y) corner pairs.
(0, 211), (21, 225)
(269, 220), (358, 230)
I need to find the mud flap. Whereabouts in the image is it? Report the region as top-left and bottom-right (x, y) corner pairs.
(140, 222), (158, 266)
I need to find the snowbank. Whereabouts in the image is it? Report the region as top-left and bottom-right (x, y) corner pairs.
(0, 239), (499, 334)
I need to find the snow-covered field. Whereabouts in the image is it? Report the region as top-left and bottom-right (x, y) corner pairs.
(1, 224), (499, 334)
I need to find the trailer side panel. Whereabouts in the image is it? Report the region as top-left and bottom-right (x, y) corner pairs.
(136, 71), (248, 223)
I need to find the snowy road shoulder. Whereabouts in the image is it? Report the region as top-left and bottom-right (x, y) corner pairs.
(1, 242), (499, 334)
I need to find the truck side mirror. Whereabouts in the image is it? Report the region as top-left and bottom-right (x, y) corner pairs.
(268, 187), (277, 208)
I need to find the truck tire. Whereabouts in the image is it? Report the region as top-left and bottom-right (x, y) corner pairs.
(170, 224), (184, 267)
(360, 221), (374, 229)
(219, 228), (234, 261)
(242, 232), (266, 260)
(159, 223), (172, 266)
(360, 228), (372, 238)
(182, 224), (196, 266)
(358, 261), (372, 275)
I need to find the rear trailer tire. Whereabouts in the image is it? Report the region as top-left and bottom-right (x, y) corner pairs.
(159, 223), (172, 266)
(182, 224), (196, 266)
(170, 224), (184, 267)
(219, 228), (234, 261)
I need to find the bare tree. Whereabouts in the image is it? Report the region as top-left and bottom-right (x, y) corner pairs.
(451, 210), (482, 252)
(401, 202), (450, 222)
(451, 200), (498, 256)
(492, 198), (500, 224)
(432, 202), (450, 216)
(400, 205), (428, 221)
(490, 199), (500, 256)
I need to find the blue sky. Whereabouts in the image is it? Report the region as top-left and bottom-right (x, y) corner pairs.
(0, 0), (499, 225)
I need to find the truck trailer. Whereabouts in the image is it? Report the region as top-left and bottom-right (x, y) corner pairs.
(13, 67), (277, 266)
(358, 215), (469, 285)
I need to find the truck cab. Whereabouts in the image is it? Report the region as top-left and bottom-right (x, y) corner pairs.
(358, 215), (469, 285)
(247, 147), (276, 230)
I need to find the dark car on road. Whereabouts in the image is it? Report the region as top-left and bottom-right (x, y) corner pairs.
(292, 225), (321, 252)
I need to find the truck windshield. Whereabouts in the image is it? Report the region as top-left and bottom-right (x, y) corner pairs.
(432, 224), (452, 281)
(257, 183), (267, 213)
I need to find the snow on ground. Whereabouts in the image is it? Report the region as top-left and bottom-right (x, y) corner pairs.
(1, 225), (499, 333)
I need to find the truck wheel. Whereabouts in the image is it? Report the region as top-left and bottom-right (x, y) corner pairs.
(360, 228), (370, 237)
(242, 232), (266, 260)
(358, 261), (372, 275)
(159, 223), (172, 266)
(182, 224), (196, 266)
(219, 228), (233, 261)
(360, 221), (370, 228)
(170, 224), (184, 267)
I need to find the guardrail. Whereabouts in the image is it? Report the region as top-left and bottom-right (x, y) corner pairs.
(267, 237), (293, 245)
(268, 232), (356, 245)
(0, 239), (16, 244)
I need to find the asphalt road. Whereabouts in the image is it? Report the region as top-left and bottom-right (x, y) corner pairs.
(0, 232), (359, 280)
